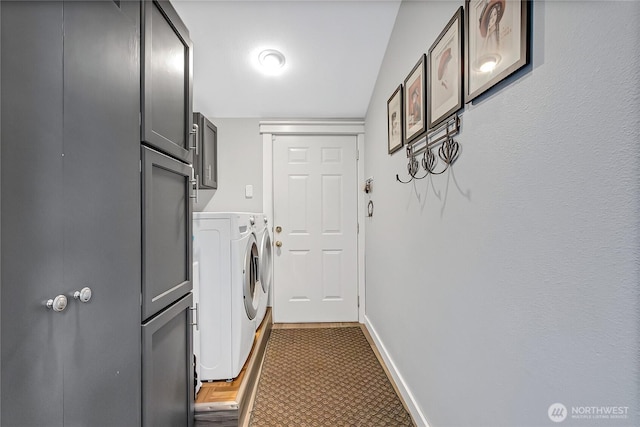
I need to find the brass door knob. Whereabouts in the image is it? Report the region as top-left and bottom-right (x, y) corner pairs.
(275, 241), (282, 247)
(275, 226), (282, 233)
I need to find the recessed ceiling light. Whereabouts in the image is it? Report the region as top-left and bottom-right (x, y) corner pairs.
(258, 49), (286, 74)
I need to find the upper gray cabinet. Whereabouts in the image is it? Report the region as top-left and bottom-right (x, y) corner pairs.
(141, 0), (194, 164)
(193, 112), (218, 189)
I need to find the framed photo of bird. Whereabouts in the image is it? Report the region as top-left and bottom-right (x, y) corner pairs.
(465, 0), (530, 103)
(428, 6), (464, 129)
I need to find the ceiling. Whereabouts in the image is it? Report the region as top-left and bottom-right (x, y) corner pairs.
(171, 0), (401, 119)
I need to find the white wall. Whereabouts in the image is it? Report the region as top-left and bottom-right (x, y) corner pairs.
(364, 1), (640, 426)
(193, 117), (263, 213)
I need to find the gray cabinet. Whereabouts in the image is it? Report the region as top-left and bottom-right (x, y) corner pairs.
(141, 146), (194, 320)
(1, 3), (65, 424)
(1, 1), (141, 426)
(193, 113), (219, 189)
(142, 294), (194, 427)
(141, 0), (194, 164)
(140, 1), (195, 426)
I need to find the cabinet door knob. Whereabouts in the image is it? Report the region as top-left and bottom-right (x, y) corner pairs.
(46, 295), (68, 312)
(275, 226), (282, 233)
(275, 241), (282, 248)
(73, 287), (92, 303)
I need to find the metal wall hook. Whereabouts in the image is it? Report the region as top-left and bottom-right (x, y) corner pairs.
(439, 136), (460, 165)
(396, 114), (462, 184)
(396, 173), (413, 184)
(422, 149), (436, 173)
(397, 156), (428, 184)
(408, 157), (419, 176)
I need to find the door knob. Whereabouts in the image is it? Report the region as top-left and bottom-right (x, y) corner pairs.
(275, 226), (282, 233)
(46, 295), (68, 312)
(275, 241), (282, 247)
(73, 287), (92, 303)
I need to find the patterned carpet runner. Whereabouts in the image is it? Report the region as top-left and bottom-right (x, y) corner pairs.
(250, 326), (414, 426)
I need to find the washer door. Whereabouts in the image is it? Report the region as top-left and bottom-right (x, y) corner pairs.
(243, 235), (260, 320)
(260, 231), (272, 293)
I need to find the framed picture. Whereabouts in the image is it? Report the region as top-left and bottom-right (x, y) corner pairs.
(465, 0), (530, 103)
(403, 54), (427, 144)
(387, 85), (404, 154)
(428, 6), (464, 129)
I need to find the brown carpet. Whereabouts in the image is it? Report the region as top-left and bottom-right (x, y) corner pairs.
(249, 326), (415, 426)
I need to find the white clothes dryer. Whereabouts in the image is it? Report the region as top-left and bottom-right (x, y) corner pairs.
(192, 212), (260, 381)
(253, 213), (272, 328)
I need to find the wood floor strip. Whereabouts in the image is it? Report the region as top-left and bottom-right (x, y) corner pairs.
(195, 309), (272, 424)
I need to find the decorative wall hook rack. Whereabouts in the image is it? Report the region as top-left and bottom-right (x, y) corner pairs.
(396, 114), (461, 184)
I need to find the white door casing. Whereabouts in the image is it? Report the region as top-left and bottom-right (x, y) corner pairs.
(272, 133), (359, 323)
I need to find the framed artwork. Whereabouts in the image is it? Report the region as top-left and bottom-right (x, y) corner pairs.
(428, 6), (464, 129)
(387, 84), (404, 154)
(403, 54), (427, 144)
(465, 0), (530, 103)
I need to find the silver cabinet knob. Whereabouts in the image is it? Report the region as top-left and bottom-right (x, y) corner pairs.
(73, 287), (92, 303)
(46, 295), (68, 312)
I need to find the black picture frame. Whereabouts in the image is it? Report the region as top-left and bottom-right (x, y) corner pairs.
(428, 6), (464, 129)
(387, 85), (404, 155)
(465, 0), (530, 103)
(403, 54), (427, 144)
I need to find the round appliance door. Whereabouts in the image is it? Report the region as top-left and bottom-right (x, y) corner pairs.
(243, 235), (260, 320)
(260, 231), (272, 293)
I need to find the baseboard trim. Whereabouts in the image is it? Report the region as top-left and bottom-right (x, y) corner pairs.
(363, 315), (430, 427)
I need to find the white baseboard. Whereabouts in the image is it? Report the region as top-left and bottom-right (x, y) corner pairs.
(363, 315), (430, 427)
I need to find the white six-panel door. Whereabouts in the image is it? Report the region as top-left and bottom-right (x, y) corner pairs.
(272, 134), (358, 323)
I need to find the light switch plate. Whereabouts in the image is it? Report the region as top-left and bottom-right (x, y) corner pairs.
(245, 184), (253, 198)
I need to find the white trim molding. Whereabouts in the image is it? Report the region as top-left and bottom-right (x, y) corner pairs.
(364, 315), (431, 427)
(260, 120), (366, 323)
(259, 120), (364, 136)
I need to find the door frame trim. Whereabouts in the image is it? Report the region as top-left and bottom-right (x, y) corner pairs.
(260, 120), (366, 323)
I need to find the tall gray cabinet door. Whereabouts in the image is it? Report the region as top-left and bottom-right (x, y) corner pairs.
(1, 2), (65, 426)
(141, 146), (193, 320)
(61, 1), (141, 425)
(141, 0), (193, 164)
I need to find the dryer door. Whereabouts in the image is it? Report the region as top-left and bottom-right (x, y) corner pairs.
(243, 235), (260, 320)
(260, 231), (272, 293)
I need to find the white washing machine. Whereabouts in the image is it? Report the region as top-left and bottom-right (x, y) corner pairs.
(253, 213), (272, 328)
(192, 212), (260, 381)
